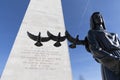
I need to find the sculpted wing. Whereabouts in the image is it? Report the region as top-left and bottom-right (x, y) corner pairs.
(65, 31), (85, 45)
(47, 31), (58, 41)
(27, 31), (38, 41)
(47, 31), (66, 42)
(65, 31), (76, 42)
(41, 37), (50, 42)
(59, 34), (66, 42)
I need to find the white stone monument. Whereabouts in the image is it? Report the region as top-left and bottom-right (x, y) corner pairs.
(1, 0), (72, 80)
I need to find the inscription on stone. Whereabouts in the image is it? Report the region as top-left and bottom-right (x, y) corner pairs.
(20, 48), (62, 71)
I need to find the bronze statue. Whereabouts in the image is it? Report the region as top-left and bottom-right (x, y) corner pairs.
(27, 12), (120, 80)
(87, 12), (120, 80)
(67, 12), (120, 80)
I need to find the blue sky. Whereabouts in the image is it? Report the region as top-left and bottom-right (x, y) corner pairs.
(0, 0), (120, 80)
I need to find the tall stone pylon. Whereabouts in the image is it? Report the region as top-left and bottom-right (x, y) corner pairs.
(1, 0), (72, 80)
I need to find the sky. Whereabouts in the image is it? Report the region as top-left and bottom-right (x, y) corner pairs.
(0, 0), (120, 80)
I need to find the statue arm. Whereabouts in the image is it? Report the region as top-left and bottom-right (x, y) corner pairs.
(65, 31), (86, 48)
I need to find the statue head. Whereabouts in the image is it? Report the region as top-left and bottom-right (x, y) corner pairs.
(90, 12), (106, 30)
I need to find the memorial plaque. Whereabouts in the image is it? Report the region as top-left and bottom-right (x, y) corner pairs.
(1, 0), (72, 80)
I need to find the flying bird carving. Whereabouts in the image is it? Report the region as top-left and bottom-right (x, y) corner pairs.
(65, 31), (85, 48)
(27, 31), (50, 47)
(47, 31), (66, 47)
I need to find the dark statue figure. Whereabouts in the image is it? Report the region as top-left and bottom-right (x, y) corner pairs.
(27, 12), (120, 80)
(67, 12), (120, 80)
(87, 12), (120, 80)
(85, 12), (120, 80)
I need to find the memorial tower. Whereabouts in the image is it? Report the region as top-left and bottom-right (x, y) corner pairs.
(1, 0), (72, 80)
